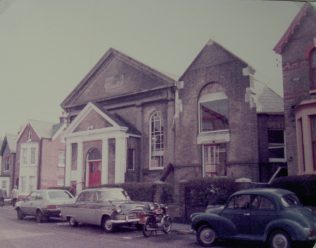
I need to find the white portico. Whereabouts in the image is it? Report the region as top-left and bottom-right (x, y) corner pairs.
(63, 102), (137, 193)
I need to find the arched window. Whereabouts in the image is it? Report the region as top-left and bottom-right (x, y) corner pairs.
(198, 92), (229, 132)
(149, 111), (164, 169)
(310, 49), (316, 90)
(87, 148), (101, 161)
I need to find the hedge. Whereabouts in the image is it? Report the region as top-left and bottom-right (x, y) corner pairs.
(184, 177), (238, 207)
(96, 182), (174, 204)
(269, 174), (316, 206)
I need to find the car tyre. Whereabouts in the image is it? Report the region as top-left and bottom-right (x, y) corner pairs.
(268, 230), (292, 248)
(196, 225), (217, 247)
(36, 210), (46, 223)
(16, 208), (25, 220)
(102, 216), (115, 233)
(69, 217), (78, 227)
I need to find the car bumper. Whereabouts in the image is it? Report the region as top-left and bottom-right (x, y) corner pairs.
(111, 218), (140, 224)
(42, 209), (61, 217)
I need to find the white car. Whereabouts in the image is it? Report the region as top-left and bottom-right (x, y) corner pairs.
(15, 189), (74, 222)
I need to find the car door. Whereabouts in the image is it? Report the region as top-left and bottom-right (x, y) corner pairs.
(21, 192), (37, 215)
(221, 194), (252, 236)
(250, 195), (278, 237)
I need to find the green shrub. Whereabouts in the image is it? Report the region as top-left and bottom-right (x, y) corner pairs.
(270, 175), (316, 206)
(156, 183), (174, 204)
(98, 182), (155, 202)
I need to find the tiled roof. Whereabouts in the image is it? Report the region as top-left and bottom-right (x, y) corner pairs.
(27, 120), (63, 139)
(254, 81), (284, 114)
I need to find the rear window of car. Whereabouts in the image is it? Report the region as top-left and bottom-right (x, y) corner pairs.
(48, 191), (73, 199)
(281, 194), (301, 207)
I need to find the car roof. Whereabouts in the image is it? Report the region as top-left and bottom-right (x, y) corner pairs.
(81, 187), (124, 192)
(232, 188), (294, 198)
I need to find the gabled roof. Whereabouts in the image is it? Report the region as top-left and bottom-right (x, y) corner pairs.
(254, 81), (284, 114)
(274, 3), (312, 54)
(0, 134), (17, 154)
(61, 48), (175, 109)
(64, 102), (141, 136)
(17, 119), (64, 142)
(179, 39), (254, 81)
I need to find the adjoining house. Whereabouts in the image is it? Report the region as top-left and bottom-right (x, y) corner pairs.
(274, 3), (316, 175)
(0, 134), (17, 196)
(61, 39), (285, 193)
(14, 119), (66, 195)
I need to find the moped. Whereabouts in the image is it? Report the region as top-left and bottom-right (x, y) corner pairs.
(139, 203), (172, 237)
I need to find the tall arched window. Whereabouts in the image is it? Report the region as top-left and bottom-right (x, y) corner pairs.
(310, 49), (316, 90)
(149, 111), (164, 169)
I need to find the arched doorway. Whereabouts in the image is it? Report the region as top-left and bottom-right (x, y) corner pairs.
(86, 148), (102, 187)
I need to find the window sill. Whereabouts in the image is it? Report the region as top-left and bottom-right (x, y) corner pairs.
(197, 130), (230, 144)
(310, 89), (316, 95)
(148, 167), (164, 171)
(269, 158), (286, 163)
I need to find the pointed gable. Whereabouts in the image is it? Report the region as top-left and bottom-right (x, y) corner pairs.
(65, 102), (141, 136)
(274, 3), (316, 54)
(180, 39), (252, 80)
(0, 134), (17, 154)
(74, 108), (113, 132)
(61, 48), (175, 109)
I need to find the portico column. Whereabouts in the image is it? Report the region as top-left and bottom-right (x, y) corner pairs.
(115, 136), (127, 183)
(101, 139), (109, 184)
(65, 140), (72, 187)
(77, 141), (83, 192)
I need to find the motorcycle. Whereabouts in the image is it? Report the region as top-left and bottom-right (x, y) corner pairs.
(139, 203), (172, 237)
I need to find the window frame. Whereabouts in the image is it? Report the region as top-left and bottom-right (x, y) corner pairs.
(149, 111), (164, 170)
(310, 48), (316, 91)
(198, 92), (229, 133)
(267, 129), (286, 163)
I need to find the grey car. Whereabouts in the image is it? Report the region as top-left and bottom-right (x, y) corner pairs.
(15, 189), (74, 222)
(60, 187), (147, 232)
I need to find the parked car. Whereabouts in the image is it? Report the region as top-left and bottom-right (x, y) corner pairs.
(60, 187), (153, 232)
(191, 188), (316, 248)
(15, 189), (74, 222)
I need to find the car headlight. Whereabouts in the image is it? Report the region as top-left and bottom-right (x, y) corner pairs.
(114, 206), (122, 214)
(149, 203), (155, 211)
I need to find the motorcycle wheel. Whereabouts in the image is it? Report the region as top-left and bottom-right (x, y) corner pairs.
(142, 216), (155, 238)
(162, 216), (172, 234)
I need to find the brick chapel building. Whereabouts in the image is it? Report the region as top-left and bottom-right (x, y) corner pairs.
(61, 40), (285, 192)
(274, 3), (316, 175)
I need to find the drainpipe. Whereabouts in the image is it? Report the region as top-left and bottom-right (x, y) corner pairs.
(37, 139), (43, 189)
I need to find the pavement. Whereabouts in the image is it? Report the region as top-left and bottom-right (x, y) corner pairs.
(172, 222), (193, 235)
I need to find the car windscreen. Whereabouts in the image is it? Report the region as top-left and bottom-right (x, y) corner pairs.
(281, 194), (301, 207)
(48, 191), (73, 199)
(98, 190), (129, 201)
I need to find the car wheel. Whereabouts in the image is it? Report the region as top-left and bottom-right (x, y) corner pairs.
(69, 217), (78, 227)
(102, 216), (115, 233)
(268, 230), (292, 248)
(196, 225), (217, 247)
(16, 208), (25, 220)
(162, 216), (172, 234)
(36, 210), (46, 223)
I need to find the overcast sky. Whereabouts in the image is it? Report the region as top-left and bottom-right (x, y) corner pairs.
(0, 0), (305, 138)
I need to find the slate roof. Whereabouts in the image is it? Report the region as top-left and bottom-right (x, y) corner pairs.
(254, 81), (284, 114)
(19, 120), (63, 140)
(94, 102), (141, 136)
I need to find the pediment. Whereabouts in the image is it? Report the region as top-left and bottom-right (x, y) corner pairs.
(62, 49), (175, 108)
(65, 102), (119, 135)
(73, 109), (113, 133)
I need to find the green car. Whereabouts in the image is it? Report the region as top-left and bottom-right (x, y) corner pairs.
(191, 188), (316, 248)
